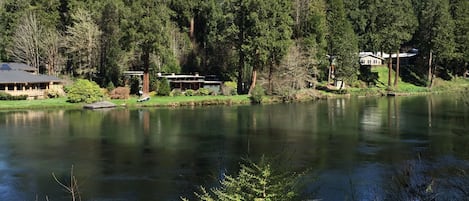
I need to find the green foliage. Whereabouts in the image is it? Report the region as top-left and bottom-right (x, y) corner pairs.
(185, 89), (195, 96)
(45, 88), (63, 98)
(195, 88), (212, 96)
(326, 0), (359, 83)
(184, 157), (303, 201)
(170, 89), (183, 97)
(375, 0), (417, 53)
(66, 79), (104, 103)
(222, 81), (238, 96)
(129, 77), (140, 95)
(250, 85), (265, 104)
(0, 92), (27, 100)
(157, 78), (171, 96)
(106, 81), (115, 92)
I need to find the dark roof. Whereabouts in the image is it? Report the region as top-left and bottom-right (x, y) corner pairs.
(0, 70), (62, 84)
(0, 63), (37, 72)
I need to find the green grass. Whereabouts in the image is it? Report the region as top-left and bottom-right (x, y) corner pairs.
(111, 95), (251, 107)
(0, 97), (82, 110)
(0, 95), (251, 110)
(371, 66), (429, 93)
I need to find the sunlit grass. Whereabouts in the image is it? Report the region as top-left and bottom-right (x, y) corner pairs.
(371, 66), (429, 93)
(0, 97), (81, 110)
(112, 95), (251, 107)
(0, 95), (251, 110)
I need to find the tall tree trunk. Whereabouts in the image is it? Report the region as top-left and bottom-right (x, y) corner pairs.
(428, 50), (433, 88)
(268, 64), (273, 95)
(237, 49), (245, 94)
(394, 50), (400, 87)
(142, 51), (150, 94)
(189, 17), (195, 39)
(388, 54), (392, 88)
(248, 69), (257, 95)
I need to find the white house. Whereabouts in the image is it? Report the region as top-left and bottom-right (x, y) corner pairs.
(359, 52), (384, 66)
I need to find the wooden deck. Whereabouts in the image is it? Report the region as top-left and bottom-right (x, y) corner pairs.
(83, 101), (117, 109)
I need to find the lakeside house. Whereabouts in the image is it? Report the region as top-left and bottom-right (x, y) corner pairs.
(359, 52), (385, 66)
(0, 63), (63, 99)
(360, 50), (418, 67)
(158, 73), (223, 93)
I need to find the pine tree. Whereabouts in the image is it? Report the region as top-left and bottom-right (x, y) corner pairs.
(375, 0), (417, 88)
(185, 157), (302, 201)
(416, 0), (455, 86)
(326, 0), (359, 87)
(451, 0), (469, 75)
(121, 0), (173, 94)
(225, 0), (292, 94)
(99, 1), (123, 87)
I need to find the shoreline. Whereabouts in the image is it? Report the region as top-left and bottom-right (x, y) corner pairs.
(0, 87), (467, 111)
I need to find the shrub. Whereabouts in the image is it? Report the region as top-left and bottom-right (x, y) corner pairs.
(67, 79), (105, 103)
(109, 87), (130, 99)
(106, 81), (115, 92)
(11, 95), (28, 100)
(183, 157), (304, 201)
(250, 85), (265, 104)
(129, 77), (140, 95)
(45, 88), (64, 98)
(195, 88), (212, 96)
(185, 89), (195, 96)
(157, 78), (171, 96)
(0, 92), (27, 100)
(0, 92), (12, 100)
(222, 81), (238, 96)
(170, 89), (183, 97)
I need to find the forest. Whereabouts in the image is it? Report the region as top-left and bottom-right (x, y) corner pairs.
(0, 0), (468, 95)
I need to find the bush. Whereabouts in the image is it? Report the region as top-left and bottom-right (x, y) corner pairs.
(249, 85), (265, 104)
(45, 88), (64, 98)
(222, 81), (238, 96)
(183, 157), (304, 201)
(170, 89), (183, 97)
(0, 92), (11, 100)
(67, 79), (105, 103)
(0, 92), (27, 100)
(185, 89), (195, 96)
(109, 87), (130, 99)
(157, 78), (171, 96)
(106, 81), (115, 92)
(195, 88), (212, 96)
(129, 77), (140, 95)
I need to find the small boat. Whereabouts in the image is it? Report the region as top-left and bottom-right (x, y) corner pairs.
(137, 96), (150, 102)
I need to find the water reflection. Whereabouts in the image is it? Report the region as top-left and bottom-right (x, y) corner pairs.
(0, 95), (467, 200)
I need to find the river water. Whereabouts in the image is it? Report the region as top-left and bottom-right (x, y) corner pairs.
(0, 95), (468, 201)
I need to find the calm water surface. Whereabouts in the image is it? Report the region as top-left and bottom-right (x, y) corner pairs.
(0, 95), (468, 201)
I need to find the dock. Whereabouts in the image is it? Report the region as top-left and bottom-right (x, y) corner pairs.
(83, 101), (117, 109)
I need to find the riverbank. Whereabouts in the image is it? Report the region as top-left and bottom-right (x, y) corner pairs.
(0, 95), (252, 110)
(1, 68), (469, 110)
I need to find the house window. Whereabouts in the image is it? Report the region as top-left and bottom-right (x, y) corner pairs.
(0, 85), (5, 91)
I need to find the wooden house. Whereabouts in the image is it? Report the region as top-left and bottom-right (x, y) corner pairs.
(0, 63), (63, 99)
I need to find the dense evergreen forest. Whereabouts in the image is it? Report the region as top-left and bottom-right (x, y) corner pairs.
(0, 0), (468, 94)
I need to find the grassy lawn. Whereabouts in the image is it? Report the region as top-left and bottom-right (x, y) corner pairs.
(0, 97), (81, 110)
(111, 95), (251, 107)
(0, 95), (251, 110)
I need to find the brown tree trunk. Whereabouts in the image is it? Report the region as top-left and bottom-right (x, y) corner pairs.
(394, 50), (400, 87)
(190, 17), (195, 39)
(142, 51), (150, 95)
(248, 69), (257, 95)
(268, 64), (273, 95)
(428, 50), (433, 88)
(388, 54), (392, 88)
